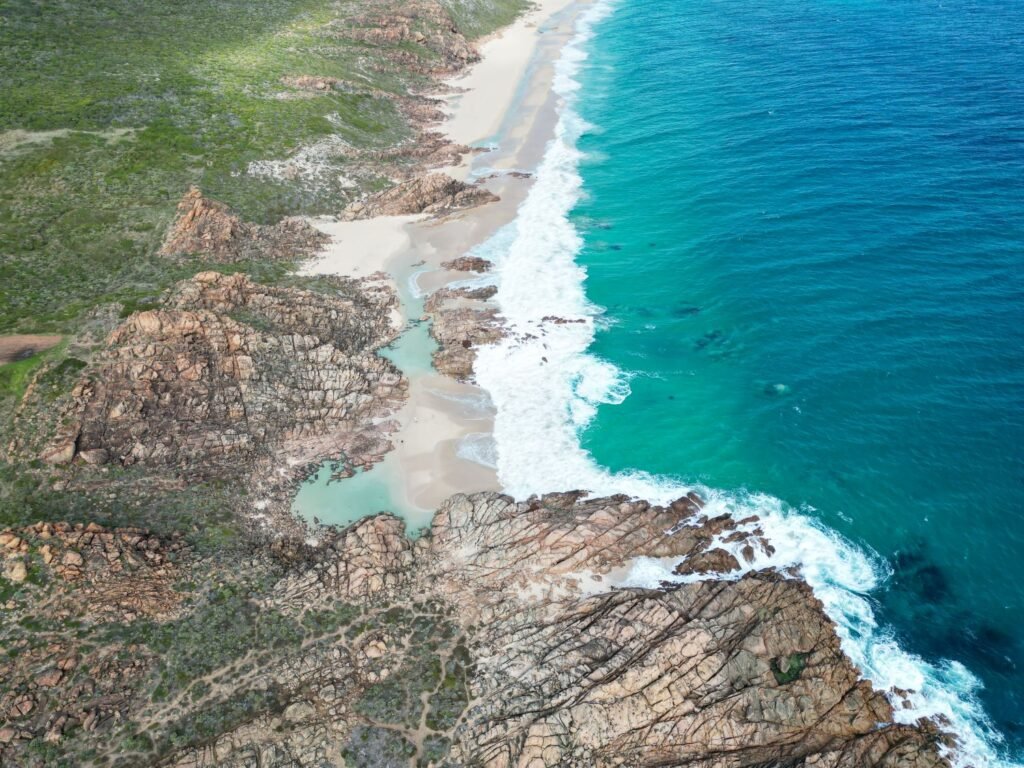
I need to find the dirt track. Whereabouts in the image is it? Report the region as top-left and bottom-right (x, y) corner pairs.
(0, 334), (62, 365)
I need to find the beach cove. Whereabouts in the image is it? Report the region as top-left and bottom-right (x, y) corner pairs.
(291, 0), (582, 531)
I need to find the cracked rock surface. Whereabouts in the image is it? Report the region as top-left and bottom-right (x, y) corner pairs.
(42, 271), (406, 478)
(160, 187), (328, 262)
(342, 173), (499, 220)
(0, 492), (952, 766)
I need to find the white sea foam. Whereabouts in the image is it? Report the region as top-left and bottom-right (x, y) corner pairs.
(456, 432), (499, 469)
(470, 1), (1020, 766)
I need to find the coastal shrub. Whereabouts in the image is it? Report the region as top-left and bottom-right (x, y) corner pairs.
(0, 0), (418, 334)
(301, 601), (362, 634)
(342, 726), (417, 768)
(147, 592), (303, 694)
(442, 0), (533, 39)
(355, 677), (424, 729)
(425, 644), (472, 730)
(420, 734), (452, 766)
(160, 687), (285, 754)
(770, 652), (809, 685)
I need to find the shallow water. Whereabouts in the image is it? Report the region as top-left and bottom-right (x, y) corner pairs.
(471, 0), (1024, 764)
(291, 313), (436, 533)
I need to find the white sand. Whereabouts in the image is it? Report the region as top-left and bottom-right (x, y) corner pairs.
(298, 215), (419, 277)
(392, 375), (497, 512)
(441, 0), (577, 174)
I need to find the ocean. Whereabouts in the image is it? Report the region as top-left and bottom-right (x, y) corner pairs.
(472, 0), (1024, 766)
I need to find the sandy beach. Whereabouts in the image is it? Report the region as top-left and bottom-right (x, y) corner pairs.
(296, 0), (584, 527)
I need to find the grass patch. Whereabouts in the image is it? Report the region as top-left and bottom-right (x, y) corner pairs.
(0, 339), (67, 399)
(0, 0), (417, 334)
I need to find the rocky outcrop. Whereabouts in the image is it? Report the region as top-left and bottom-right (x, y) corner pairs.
(0, 492), (952, 767)
(424, 491), (949, 768)
(174, 491), (950, 767)
(42, 272), (406, 478)
(428, 305), (503, 380)
(442, 255), (492, 272)
(160, 187), (328, 262)
(280, 75), (342, 92)
(272, 515), (415, 604)
(341, 173), (498, 220)
(0, 521), (186, 621)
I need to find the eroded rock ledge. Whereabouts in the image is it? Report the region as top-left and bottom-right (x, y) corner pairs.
(160, 187), (328, 263)
(0, 492), (950, 766)
(341, 173), (499, 221)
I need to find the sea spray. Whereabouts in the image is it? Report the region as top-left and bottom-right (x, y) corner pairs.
(471, 1), (1020, 766)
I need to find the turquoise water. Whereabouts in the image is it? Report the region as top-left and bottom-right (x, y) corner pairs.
(291, 313), (437, 532)
(569, 0), (1023, 760)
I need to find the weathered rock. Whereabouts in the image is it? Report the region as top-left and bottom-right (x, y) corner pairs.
(429, 305), (504, 381)
(423, 285), (497, 311)
(674, 546), (741, 576)
(342, 0), (478, 75)
(272, 515), (415, 605)
(0, 494), (952, 768)
(422, 492), (949, 768)
(43, 272), (406, 478)
(341, 173), (498, 220)
(0, 520), (187, 620)
(160, 187), (328, 262)
(281, 75), (341, 92)
(441, 255), (492, 272)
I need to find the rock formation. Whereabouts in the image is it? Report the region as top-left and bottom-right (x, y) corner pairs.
(42, 272), (406, 478)
(341, 173), (498, 220)
(280, 75), (343, 92)
(0, 492), (951, 766)
(423, 283), (504, 381)
(0, 521), (186, 621)
(428, 305), (504, 381)
(160, 187), (328, 262)
(441, 255), (492, 272)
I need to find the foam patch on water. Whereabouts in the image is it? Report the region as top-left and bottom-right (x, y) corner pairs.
(470, 1), (1020, 766)
(456, 432), (498, 469)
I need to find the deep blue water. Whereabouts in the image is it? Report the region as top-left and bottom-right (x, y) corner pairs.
(571, 0), (1024, 760)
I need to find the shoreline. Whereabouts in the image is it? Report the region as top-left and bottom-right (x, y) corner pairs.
(293, 0), (584, 529)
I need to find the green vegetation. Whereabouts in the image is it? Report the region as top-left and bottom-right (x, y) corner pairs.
(0, 0), (522, 762)
(0, 340), (66, 398)
(0, 0), (528, 334)
(771, 652), (809, 685)
(347, 607), (473, 764)
(162, 687), (286, 752)
(426, 641), (473, 730)
(146, 588), (303, 695)
(343, 726), (417, 768)
(444, 0), (532, 39)
(0, 463), (253, 559)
